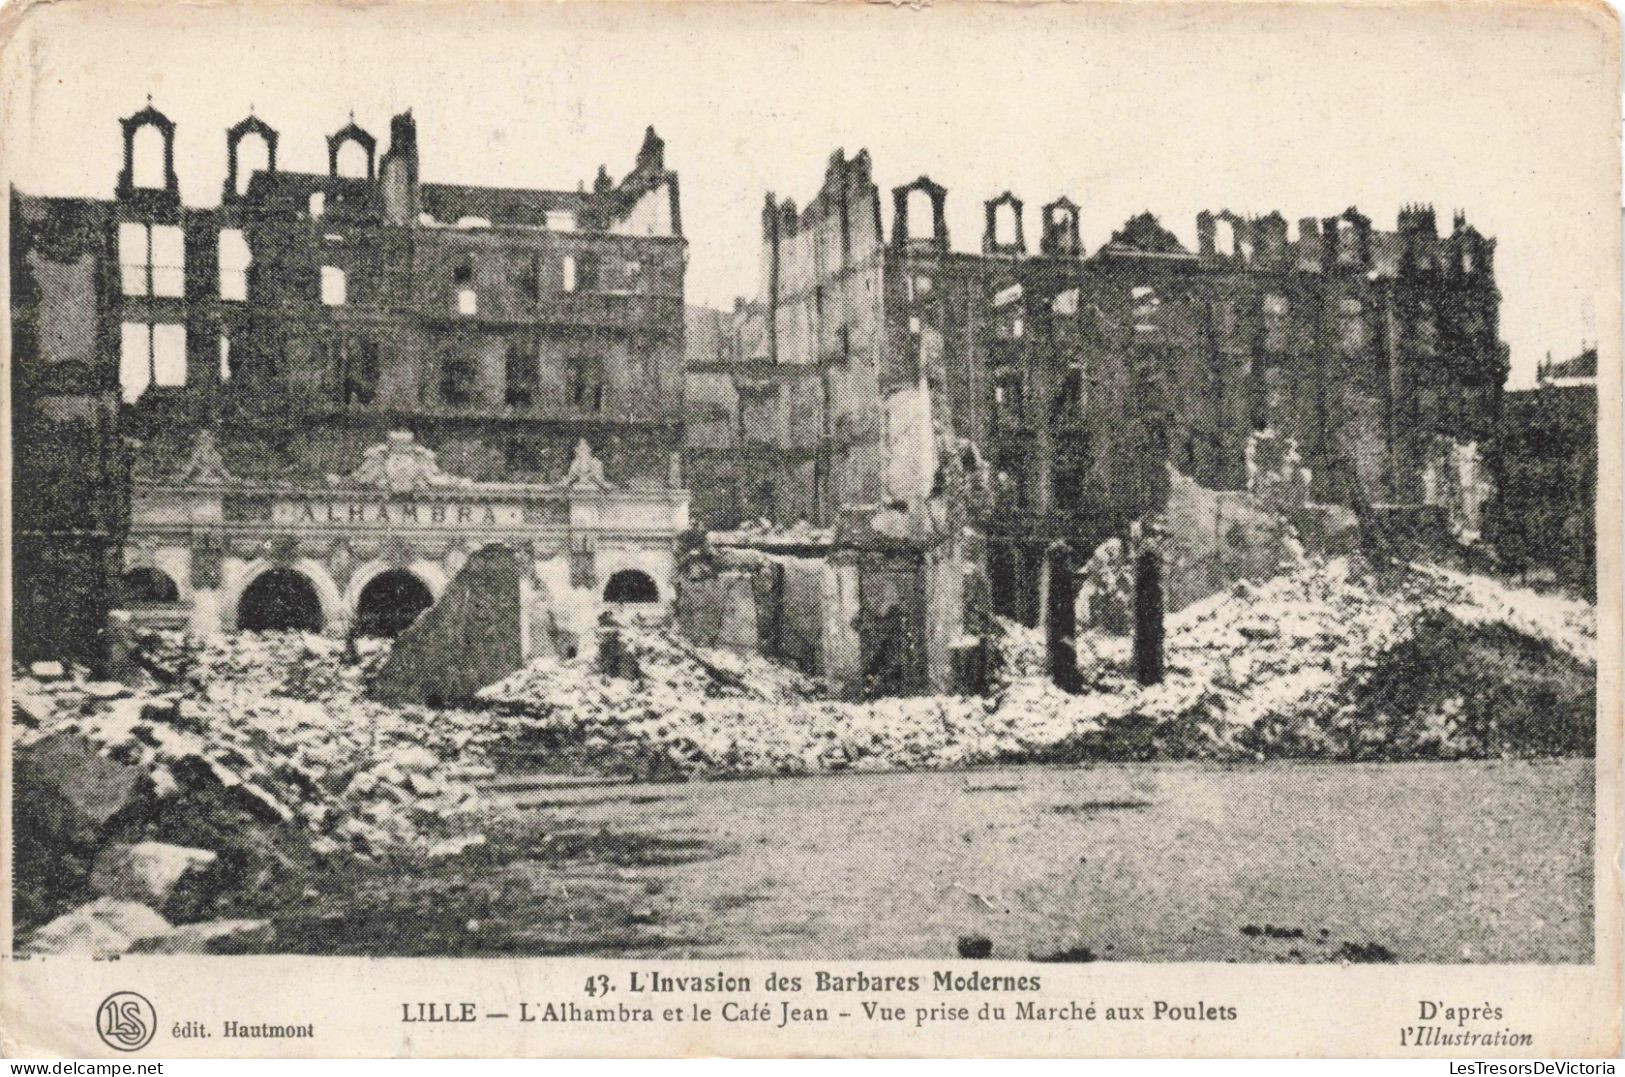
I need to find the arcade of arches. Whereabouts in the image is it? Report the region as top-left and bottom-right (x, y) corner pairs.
(124, 431), (690, 648)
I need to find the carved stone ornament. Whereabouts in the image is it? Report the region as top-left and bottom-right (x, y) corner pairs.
(173, 430), (238, 486)
(561, 438), (612, 490)
(330, 431), (471, 494)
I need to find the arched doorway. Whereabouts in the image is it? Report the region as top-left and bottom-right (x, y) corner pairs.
(120, 566), (180, 607)
(237, 568), (324, 632)
(604, 569), (659, 604)
(356, 569), (434, 637)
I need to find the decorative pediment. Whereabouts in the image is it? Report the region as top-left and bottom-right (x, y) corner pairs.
(329, 431), (471, 494)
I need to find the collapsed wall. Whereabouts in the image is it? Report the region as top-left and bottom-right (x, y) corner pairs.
(1076, 433), (1362, 636)
(677, 505), (987, 699)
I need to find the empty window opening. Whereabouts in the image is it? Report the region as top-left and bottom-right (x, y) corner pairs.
(905, 188), (935, 242)
(237, 568), (323, 632)
(457, 287), (477, 315)
(153, 324), (186, 386)
(1214, 218), (1237, 257)
(1132, 285), (1160, 334)
(993, 368), (1024, 429)
(131, 125), (166, 189)
(546, 210), (576, 232)
(994, 202), (1019, 247)
(440, 354), (475, 405)
(328, 336), (379, 406)
(120, 567), (179, 607)
(1263, 294), (1290, 351)
(321, 265), (347, 306)
(120, 322), (186, 401)
(235, 133), (270, 197)
(335, 140), (369, 180)
(505, 338), (538, 406)
(356, 569), (434, 638)
(219, 334), (232, 381)
(510, 254), (540, 301)
(309, 192), (326, 218)
(219, 229), (251, 301)
(561, 255), (578, 293)
(604, 569), (659, 604)
(118, 222), (185, 297)
(576, 252), (602, 292)
(568, 356), (604, 412)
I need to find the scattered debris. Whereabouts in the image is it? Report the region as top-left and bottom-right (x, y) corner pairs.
(1031, 945), (1098, 963)
(957, 934), (993, 959)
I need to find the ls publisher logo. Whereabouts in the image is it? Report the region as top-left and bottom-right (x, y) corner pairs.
(97, 992), (157, 1052)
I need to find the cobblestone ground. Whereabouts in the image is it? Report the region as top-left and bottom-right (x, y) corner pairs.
(274, 758), (1593, 963)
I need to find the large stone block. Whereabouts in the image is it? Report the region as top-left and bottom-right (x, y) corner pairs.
(17, 734), (145, 830)
(90, 841), (218, 904)
(24, 897), (171, 957)
(370, 544), (527, 704)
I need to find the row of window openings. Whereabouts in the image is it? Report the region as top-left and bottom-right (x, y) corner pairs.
(120, 324), (241, 402)
(121, 322), (617, 414)
(123, 225), (638, 311)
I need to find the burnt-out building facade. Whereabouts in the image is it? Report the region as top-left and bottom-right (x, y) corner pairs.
(689, 150), (1507, 630)
(1489, 348), (1598, 595)
(12, 104), (690, 648)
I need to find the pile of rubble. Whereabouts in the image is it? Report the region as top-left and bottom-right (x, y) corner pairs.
(477, 557), (1596, 774)
(13, 557), (1596, 951)
(15, 631), (494, 861)
(13, 630), (505, 953)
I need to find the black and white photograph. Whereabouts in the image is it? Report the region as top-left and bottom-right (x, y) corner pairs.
(1, 0), (1619, 1059)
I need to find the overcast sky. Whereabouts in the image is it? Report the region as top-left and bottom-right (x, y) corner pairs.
(4, 1), (1618, 387)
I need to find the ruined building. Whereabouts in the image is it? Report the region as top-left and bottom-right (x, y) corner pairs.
(1489, 347), (1598, 594)
(11, 104), (690, 656)
(685, 151), (1508, 671)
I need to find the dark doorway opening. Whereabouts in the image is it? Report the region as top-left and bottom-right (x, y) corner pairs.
(604, 569), (659, 604)
(237, 568), (324, 632)
(356, 569), (435, 637)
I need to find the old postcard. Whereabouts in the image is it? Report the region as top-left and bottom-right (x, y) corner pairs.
(1, 0), (1619, 1059)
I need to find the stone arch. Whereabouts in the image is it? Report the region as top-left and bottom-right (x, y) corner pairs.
(118, 103), (178, 200)
(343, 558), (448, 616)
(225, 114), (278, 199)
(604, 568), (660, 604)
(328, 119), (377, 181)
(892, 176), (948, 248)
(229, 558), (343, 632)
(236, 567), (324, 631)
(355, 569), (435, 637)
(120, 566), (180, 606)
(983, 191), (1025, 255)
(131, 126), (167, 190)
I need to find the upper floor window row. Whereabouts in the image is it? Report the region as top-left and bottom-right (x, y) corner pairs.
(119, 222), (184, 298)
(451, 251), (649, 315)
